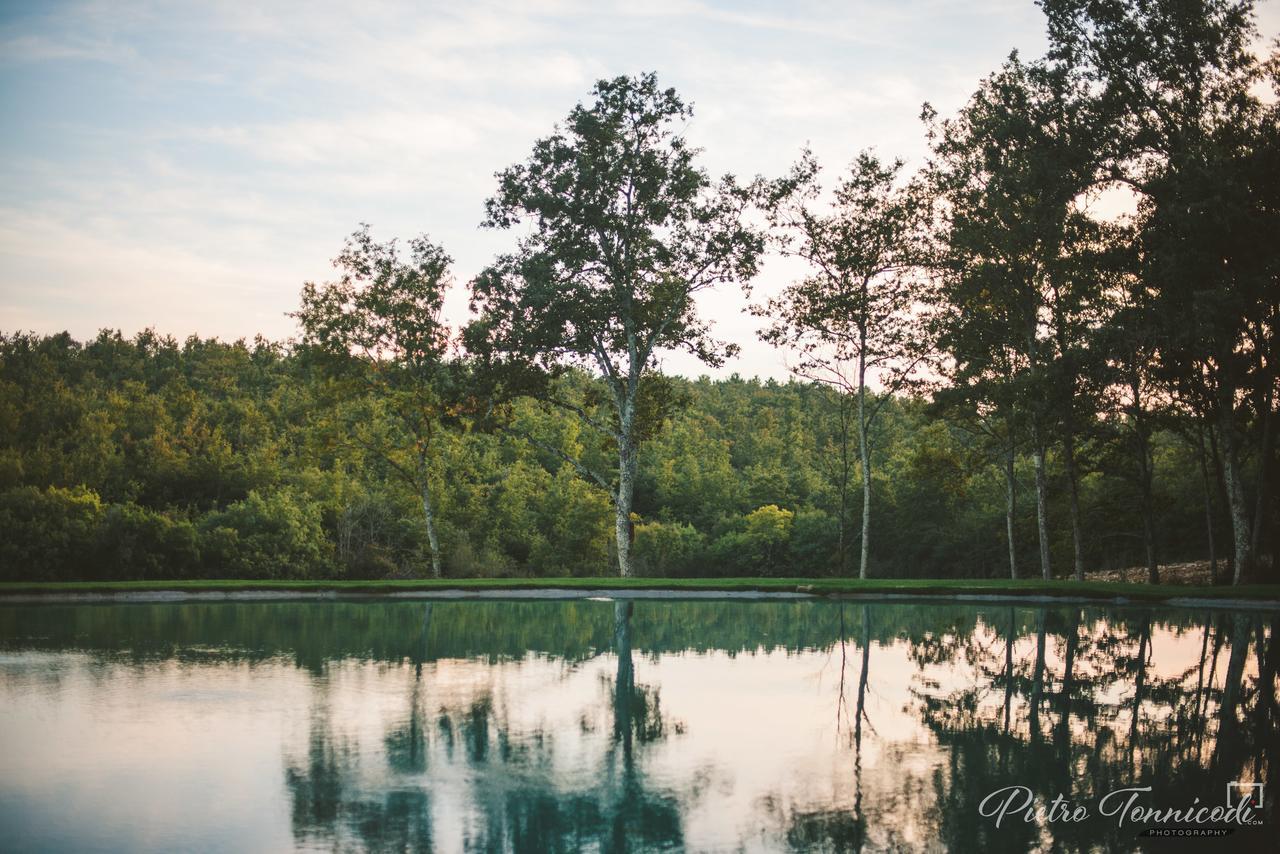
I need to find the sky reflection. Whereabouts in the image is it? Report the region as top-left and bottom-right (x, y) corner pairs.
(0, 599), (1274, 852)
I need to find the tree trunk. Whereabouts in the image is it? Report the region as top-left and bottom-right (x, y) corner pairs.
(1005, 438), (1018, 580)
(852, 605), (871, 841)
(615, 435), (637, 578)
(1208, 423), (1236, 582)
(1196, 423), (1218, 583)
(837, 394), (852, 575)
(1249, 396), (1274, 568)
(1212, 614), (1251, 772)
(857, 350), (871, 580)
(1135, 419), (1158, 584)
(1062, 428), (1085, 581)
(416, 450), (442, 578)
(1189, 622), (1210, 751)
(1032, 421), (1053, 580)
(1218, 399), (1254, 584)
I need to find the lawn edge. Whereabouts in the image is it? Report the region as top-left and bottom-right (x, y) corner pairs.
(1, 577), (1278, 608)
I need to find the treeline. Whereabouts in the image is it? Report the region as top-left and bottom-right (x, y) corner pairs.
(2, 0), (1277, 583)
(0, 330), (1238, 581)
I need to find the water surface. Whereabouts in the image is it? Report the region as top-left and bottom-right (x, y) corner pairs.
(0, 599), (1274, 852)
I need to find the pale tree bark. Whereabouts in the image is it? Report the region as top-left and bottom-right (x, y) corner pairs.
(1005, 438), (1018, 580)
(1061, 425), (1085, 581)
(1027, 325), (1053, 581)
(1031, 421), (1053, 580)
(1130, 378), (1158, 583)
(1218, 396), (1255, 584)
(416, 449), (442, 578)
(1196, 423), (1219, 582)
(1249, 395), (1274, 567)
(1138, 435), (1159, 584)
(857, 344), (872, 580)
(615, 427), (638, 578)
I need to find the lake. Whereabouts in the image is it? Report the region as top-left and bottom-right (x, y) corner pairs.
(0, 598), (1274, 852)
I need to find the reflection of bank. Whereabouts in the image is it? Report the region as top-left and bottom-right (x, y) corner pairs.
(281, 598), (687, 851)
(926, 607), (1274, 852)
(1, 599), (1271, 852)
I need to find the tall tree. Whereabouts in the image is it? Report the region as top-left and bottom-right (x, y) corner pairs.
(1096, 238), (1167, 584)
(1041, 0), (1278, 581)
(925, 55), (1105, 580)
(931, 384), (1024, 580)
(294, 226), (458, 578)
(755, 150), (929, 579)
(468, 73), (765, 577)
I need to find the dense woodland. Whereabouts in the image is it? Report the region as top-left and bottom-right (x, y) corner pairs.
(0, 330), (1261, 581)
(1, 0), (1276, 583)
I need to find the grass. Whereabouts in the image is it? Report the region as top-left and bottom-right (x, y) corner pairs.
(1, 576), (1278, 602)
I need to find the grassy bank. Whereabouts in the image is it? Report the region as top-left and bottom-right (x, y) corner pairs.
(2, 577), (1279, 603)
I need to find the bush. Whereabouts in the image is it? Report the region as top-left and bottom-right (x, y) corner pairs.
(0, 485), (105, 581)
(198, 489), (333, 578)
(788, 508), (839, 575)
(101, 502), (200, 579)
(633, 520), (705, 577)
(709, 505), (795, 576)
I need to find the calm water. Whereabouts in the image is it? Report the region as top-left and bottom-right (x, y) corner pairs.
(0, 598), (1275, 853)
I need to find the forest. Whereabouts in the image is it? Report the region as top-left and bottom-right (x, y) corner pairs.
(1, 0), (1276, 584)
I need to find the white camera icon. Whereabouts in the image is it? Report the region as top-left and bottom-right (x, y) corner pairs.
(1227, 782), (1264, 809)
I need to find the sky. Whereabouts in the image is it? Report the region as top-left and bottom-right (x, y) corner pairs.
(2, 0), (1277, 380)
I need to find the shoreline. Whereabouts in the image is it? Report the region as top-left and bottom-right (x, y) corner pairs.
(2, 578), (1278, 610)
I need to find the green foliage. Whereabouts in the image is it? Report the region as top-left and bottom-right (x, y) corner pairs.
(0, 330), (1258, 581)
(0, 485), (104, 581)
(709, 504), (796, 576)
(2, 14), (1277, 583)
(200, 490), (333, 579)
(633, 520), (705, 577)
(101, 502), (201, 580)
(468, 72), (767, 576)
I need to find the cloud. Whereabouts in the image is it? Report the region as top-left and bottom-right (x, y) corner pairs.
(7, 0), (1259, 379)
(0, 33), (139, 64)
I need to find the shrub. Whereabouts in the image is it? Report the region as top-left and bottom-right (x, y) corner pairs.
(710, 505), (795, 576)
(101, 502), (200, 579)
(633, 520), (705, 577)
(198, 489), (333, 578)
(0, 485), (104, 581)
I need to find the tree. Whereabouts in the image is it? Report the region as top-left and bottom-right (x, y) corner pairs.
(930, 382), (1025, 580)
(924, 55), (1106, 580)
(294, 226), (458, 577)
(468, 73), (765, 577)
(1040, 0), (1279, 582)
(755, 150), (929, 579)
(1095, 242), (1166, 583)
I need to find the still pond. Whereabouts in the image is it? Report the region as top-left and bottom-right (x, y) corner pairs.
(0, 598), (1274, 852)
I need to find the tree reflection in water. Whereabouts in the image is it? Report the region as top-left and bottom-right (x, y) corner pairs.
(283, 599), (685, 853)
(3, 598), (1270, 852)
(915, 608), (1275, 853)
